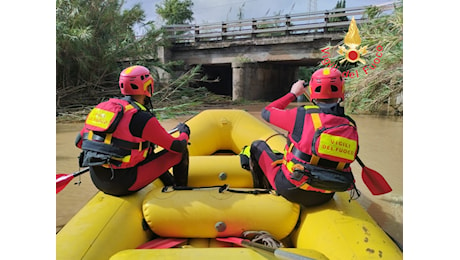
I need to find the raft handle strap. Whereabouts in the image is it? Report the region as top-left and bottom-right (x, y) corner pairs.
(161, 184), (273, 195)
(264, 133), (285, 142)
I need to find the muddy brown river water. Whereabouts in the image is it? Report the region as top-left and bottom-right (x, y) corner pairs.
(56, 103), (403, 248)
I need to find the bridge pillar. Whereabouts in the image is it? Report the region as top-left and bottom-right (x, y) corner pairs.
(232, 62), (297, 101)
(231, 62), (244, 101)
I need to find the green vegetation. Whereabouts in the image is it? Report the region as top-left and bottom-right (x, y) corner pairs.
(56, 0), (164, 109)
(56, 0), (227, 121)
(329, 0), (349, 23)
(156, 0), (194, 25)
(347, 3), (403, 114)
(318, 2), (403, 114)
(149, 65), (231, 120)
(56, 64), (231, 123)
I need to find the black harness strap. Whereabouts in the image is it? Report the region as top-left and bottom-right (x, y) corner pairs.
(291, 106), (322, 142)
(83, 132), (150, 151)
(291, 146), (350, 169)
(291, 107), (306, 142)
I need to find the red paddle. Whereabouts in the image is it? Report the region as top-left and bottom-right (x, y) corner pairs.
(136, 238), (187, 249)
(356, 156), (392, 195)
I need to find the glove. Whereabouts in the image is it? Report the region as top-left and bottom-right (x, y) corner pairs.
(176, 123), (190, 137)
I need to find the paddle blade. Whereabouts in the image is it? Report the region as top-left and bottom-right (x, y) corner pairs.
(361, 167), (392, 195)
(56, 174), (74, 194)
(136, 238), (187, 249)
(216, 237), (244, 246)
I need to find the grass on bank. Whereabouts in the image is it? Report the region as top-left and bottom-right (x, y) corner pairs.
(314, 2), (403, 115)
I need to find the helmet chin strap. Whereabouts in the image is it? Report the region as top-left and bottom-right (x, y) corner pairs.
(312, 98), (342, 105)
(145, 96), (154, 114)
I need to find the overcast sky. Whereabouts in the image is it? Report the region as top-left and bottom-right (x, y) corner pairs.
(123, 0), (396, 34)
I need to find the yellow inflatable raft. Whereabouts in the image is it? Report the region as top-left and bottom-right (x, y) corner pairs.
(56, 109), (402, 260)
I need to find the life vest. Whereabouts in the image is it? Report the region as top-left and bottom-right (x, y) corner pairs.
(79, 97), (151, 169)
(282, 105), (359, 193)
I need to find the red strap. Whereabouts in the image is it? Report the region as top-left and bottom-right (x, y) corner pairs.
(136, 238), (187, 249)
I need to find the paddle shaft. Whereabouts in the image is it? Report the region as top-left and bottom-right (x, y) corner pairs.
(72, 167), (90, 178)
(241, 239), (275, 253)
(217, 237), (314, 260)
(355, 156), (366, 168)
(241, 240), (315, 259)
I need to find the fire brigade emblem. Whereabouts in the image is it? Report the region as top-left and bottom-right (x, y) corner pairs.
(337, 17), (368, 64)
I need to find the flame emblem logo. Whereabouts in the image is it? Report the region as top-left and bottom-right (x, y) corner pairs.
(337, 17), (368, 64)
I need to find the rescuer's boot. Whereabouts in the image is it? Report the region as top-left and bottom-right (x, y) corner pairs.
(158, 171), (175, 186)
(249, 154), (272, 189)
(173, 148), (189, 187)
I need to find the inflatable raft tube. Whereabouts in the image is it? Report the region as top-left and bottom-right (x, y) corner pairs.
(142, 186), (300, 239)
(292, 192), (403, 259)
(56, 181), (160, 260)
(110, 247), (329, 260)
(185, 109), (286, 156)
(188, 155), (252, 187)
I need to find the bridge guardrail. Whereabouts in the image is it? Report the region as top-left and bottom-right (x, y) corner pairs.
(162, 3), (397, 44)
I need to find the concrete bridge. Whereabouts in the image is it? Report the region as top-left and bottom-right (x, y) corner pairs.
(159, 4), (396, 101)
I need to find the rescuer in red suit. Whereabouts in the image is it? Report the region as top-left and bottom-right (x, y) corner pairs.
(75, 65), (190, 196)
(245, 68), (359, 207)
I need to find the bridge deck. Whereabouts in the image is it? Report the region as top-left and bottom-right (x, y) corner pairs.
(162, 4), (397, 45)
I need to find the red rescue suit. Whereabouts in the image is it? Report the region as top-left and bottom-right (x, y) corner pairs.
(75, 96), (189, 196)
(76, 98), (151, 168)
(281, 104), (358, 193)
(250, 93), (359, 206)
